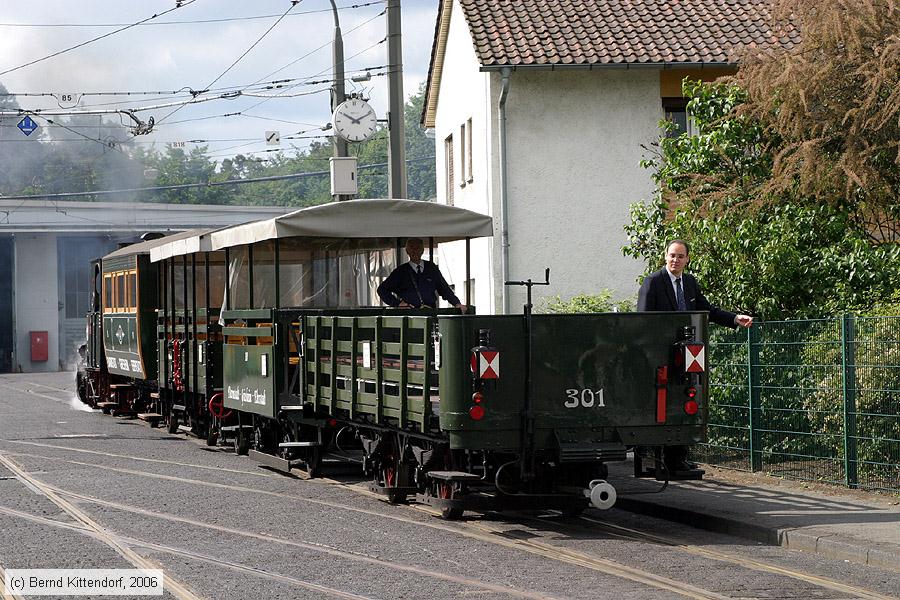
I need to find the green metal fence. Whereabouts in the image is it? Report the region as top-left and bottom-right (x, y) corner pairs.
(695, 315), (900, 493)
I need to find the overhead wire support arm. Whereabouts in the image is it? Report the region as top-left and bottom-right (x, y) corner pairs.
(0, 91), (248, 136)
(0, 107), (153, 136)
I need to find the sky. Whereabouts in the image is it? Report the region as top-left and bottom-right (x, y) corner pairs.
(0, 0), (439, 161)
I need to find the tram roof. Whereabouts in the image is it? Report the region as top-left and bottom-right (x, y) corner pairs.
(149, 226), (225, 262)
(208, 199), (494, 251)
(104, 228), (206, 260)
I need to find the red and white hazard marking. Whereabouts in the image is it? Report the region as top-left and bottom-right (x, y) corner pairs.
(685, 344), (705, 373)
(478, 350), (499, 379)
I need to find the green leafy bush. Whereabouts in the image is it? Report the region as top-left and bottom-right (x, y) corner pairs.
(538, 291), (633, 314)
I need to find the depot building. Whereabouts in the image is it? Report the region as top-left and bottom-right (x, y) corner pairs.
(0, 200), (290, 373)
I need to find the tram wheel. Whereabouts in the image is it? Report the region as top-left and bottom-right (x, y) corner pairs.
(205, 424), (218, 447)
(305, 445), (322, 479)
(252, 425), (273, 453)
(438, 482), (463, 520)
(234, 431), (250, 455)
(167, 412), (179, 434)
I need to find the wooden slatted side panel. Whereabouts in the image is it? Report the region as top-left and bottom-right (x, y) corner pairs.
(300, 312), (435, 431)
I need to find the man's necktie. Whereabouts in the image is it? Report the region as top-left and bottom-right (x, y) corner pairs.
(416, 265), (422, 274)
(675, 278), (687, 311)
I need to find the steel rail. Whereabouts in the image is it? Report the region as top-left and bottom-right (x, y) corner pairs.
(6, 440), (275, 479)
(574, 515), (898, 600)
(43, 487), (553, 599)
(0, 453), (202, 600)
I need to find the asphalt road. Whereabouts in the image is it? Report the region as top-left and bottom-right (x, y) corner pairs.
(0, 372), (897, 600)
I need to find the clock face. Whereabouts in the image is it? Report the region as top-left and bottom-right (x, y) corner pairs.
(332, 99), (377, 142)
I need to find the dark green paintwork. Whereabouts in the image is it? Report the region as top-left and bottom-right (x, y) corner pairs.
(101, 254), (157, 380)
(221, 309), (279, 419)
(438, 312), (709, 451)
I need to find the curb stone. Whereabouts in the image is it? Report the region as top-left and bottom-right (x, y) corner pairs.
(615, 497), (900, 572)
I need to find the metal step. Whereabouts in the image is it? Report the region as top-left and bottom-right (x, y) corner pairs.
(278, 441), (319, 448)
(426, 470), (482, 482)
(220, 425), (254, 432)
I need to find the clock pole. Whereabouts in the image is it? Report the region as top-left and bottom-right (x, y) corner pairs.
(386, 0), (407, 199)
(330, 0), (350, 201)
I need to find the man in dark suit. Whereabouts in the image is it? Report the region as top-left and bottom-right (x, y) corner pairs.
(637, 239), (752, 478)
(377, 238), (467, 311)
(638, 240), (753, 327)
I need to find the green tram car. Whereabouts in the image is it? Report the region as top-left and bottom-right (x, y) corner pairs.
(79, 199), (710, 519)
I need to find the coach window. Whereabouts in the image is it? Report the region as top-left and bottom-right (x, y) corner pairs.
(228, 246), (250, 309)
(252, 241), (276, 309)
(116, 273), (126, 313)
(183, 256), (194, 314)
(129, 270), (137, 310)
(278, 238), (312, 308)
(103, 274), (112, 313)
(207, 251), (226, 318)
(173, 260), (185, 311)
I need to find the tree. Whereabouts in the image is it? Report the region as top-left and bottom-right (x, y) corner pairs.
(703, 0), (900, 242)
(624, 80), (900, 319)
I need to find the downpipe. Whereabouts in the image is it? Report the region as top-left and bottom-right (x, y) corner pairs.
(498, 67), (512, 315)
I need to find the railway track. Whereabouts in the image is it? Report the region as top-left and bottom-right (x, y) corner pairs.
(1, 441), (895, 600)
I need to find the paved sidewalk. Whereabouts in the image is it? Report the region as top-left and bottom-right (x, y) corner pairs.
(610, 462), (900, 572)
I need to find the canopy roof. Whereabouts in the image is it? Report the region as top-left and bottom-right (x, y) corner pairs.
(104, 229), (201, 260)
(149, 227), (223, 262)
(209, 199), (494, 251)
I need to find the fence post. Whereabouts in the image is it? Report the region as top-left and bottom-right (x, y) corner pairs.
(747, 325), (762, 472)
(841, 314), (858, 489)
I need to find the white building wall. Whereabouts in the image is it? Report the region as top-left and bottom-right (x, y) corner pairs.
(432, 0), (497, 313)
(502, 69), (660, 310)
(15, 234), (59, 372)
(433, 44), (663, 313)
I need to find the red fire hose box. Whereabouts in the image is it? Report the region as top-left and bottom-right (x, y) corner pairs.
(30, 331), (48, 362)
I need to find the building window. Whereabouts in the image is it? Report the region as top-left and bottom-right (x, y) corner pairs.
(662, 97), (690, 137)
(59, 236), (116, 319)
(466, 118), (473, 183)
(445, 134), (454, 205)
(459, 123), (467, 187)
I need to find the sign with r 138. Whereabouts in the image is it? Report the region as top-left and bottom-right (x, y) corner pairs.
(564, 388), (605, 408)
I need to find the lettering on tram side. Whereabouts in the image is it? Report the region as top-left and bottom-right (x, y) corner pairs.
(130, 360), (141, 373)
(106, 357), (117, 370)
(117, 358), (129, 371)
(563, 388), (605, 408)
(226, 386), (267, 407)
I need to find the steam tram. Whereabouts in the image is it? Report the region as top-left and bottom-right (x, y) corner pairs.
(78, 199), (710, 518)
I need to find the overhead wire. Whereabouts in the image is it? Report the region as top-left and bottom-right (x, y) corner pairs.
(0, 0), (200, 78)
(0, 2), (384, 28)
(0, 155), (434, 202)
(155, 1), (301, 127)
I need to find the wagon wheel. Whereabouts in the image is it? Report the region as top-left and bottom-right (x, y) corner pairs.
(438, 481), (463, 520)
(278, 428), (299, 461)
(76, 373), (88, 404)
(381, 436), (407, 505)
(384, 465), (406, 504)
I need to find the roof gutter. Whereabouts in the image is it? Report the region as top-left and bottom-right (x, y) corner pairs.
(498, 66), (512, 315)
(480, 61), (735, 72)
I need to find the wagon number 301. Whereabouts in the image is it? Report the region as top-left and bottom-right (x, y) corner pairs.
(564, 388), (605, 408)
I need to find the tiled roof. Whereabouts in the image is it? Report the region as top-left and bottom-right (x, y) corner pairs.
(458, 0), (797, 67)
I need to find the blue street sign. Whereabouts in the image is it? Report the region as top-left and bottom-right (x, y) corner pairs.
(17, 115), (38, 136)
